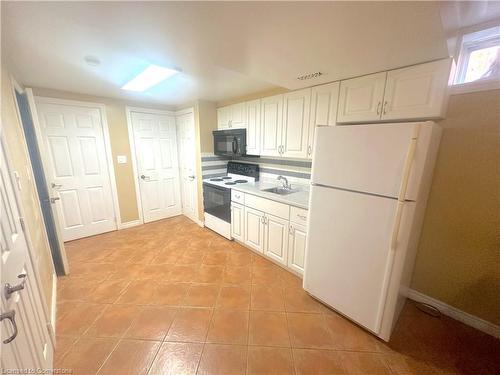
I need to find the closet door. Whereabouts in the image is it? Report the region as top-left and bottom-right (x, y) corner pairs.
(282, 88), (311, 159)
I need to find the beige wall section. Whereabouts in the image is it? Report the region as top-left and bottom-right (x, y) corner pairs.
(31, 87), (173, 223)
(411, 89), (500, 325)
(192, 100), (217, 221)
(216, 87), (289, 107)
(1, 65), (56, 316)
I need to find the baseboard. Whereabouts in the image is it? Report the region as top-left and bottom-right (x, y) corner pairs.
(48, 273), (57, 342)
(118, 219), (142, 229)
(407, 288), (500, 339)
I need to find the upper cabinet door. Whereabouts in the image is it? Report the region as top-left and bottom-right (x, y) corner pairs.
(260, 94), (283, 157)
(245, 99), (261, 155)
(282, 88), (311, 159)
(308, 82), (340, 159)
(337, 72), (387, 123)
(217, 106), (231, 129)
(230, 102), (247, 129)
(382, 59), (451, 121)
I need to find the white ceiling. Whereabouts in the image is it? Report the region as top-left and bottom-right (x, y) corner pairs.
(2, 1), (489, 106)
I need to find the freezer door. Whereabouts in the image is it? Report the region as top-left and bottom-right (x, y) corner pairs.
(303, 185), (399, 334)
(311, 123), (429, 200)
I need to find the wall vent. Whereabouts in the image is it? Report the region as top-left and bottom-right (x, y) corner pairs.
(297, 72), (323, 81)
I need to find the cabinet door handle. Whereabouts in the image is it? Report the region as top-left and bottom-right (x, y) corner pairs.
(376, 101), (381, 116)
(307, 145), (312, 156)
(289, 225), (294, 235)
(383, 101), (388, 115)
(0, 310), (18, 344)
(297, 214), (307, 220)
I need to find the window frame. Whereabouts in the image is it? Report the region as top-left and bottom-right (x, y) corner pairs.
(451, 24), (500, 94)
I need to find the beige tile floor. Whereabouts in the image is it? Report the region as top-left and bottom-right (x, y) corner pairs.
(55, 216), (499, 374)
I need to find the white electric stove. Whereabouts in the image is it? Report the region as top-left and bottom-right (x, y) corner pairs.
(202, 161), (259, 239)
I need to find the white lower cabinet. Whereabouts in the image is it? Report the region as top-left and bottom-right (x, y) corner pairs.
(233, 191), (308, 275)
(231, 202), (244, 242)
(288, 223), (307, 275)
(244, 206), (265, 253)
(264, 214), (289, 266)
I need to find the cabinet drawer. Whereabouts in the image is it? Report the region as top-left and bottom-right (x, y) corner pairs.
(231, 190), (245, 204)
(245, 194), (290, 220)
(290, 206), (308, 225)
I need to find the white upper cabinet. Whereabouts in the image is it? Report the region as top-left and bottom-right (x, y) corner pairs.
(217, 103), (246, 129)
(308, 82), (340, 159)
(282, 88), (311, 159)
(260, 94), (283, 157)
(245, 99), (261, 155)
(230, 102), (246, 128)
(382, 59), (452, 121)
(337, 58), (451, 124)
(217, 106), (231, 129)
(337, 72), (387, 123)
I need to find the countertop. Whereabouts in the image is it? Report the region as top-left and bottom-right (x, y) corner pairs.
(232, 181), (310, 209)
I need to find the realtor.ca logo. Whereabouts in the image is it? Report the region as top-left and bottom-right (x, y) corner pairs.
(1, 369), (72, 374)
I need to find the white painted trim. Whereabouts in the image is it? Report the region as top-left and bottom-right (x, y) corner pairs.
(49, 273), (57, 340)
(33, 96), (122, 235)
(118, 219), (142, 229)
(406, 288), (500, 339)
(175, 107), (194, 116)
(449, 78), (500, 95)
(125, 107), (145, 225)
(126, 105), (175, 116)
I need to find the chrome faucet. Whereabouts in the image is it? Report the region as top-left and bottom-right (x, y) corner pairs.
(277, 175), (291, 190)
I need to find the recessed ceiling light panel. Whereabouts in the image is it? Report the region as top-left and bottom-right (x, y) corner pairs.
(121, 65), (179, 92)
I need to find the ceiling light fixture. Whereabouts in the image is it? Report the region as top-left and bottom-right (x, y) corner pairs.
(297, 72), (323, 80)
(121, 65), (179, 92)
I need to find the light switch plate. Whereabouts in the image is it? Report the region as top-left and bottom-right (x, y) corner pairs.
(117, 155), (127, 164)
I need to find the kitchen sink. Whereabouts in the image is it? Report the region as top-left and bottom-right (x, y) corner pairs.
(262, 187), (298, 195)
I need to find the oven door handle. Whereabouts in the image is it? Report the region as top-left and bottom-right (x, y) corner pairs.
(232, 137), (238, 154)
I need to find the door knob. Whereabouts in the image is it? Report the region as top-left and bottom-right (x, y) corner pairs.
(51, 182), (62, 189)
(4, 273), (27, 299)
(188, 175), (195, 181)
(140, 175), (150, 180)
(0, 310), (18, 344)
(50, 197), (60, 204)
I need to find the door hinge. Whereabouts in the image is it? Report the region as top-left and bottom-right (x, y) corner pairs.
(19, 217), (26, 232)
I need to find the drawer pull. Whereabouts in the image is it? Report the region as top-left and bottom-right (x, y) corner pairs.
(297, 214), (307, 220)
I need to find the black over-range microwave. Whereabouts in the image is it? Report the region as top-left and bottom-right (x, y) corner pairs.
(213, 129), (246, 157)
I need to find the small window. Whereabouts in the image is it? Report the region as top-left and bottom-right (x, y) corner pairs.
(454, 25), (500, 85)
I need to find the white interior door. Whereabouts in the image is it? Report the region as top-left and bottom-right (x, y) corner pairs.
(1, 142), (53, 371)
(131, 111), (182, 223)
(36, 100), (117, 241)
(176, 111), (198, 222)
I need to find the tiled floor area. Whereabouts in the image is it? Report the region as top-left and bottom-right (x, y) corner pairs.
(56, 216), (499, 374)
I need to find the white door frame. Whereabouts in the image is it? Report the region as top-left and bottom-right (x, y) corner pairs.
(175, 107), (201, 225)
(32, 95), (121, 234)
(125, 106), (177, 225)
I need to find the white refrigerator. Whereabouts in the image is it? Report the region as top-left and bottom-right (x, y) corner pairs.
(303, 121), (441, 341)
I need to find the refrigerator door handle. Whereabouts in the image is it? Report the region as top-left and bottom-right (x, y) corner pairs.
(374, 124), (421, 334)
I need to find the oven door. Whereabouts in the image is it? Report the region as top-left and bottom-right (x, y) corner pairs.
(203, 183), (231, 223)
(213, 129), (246, 156)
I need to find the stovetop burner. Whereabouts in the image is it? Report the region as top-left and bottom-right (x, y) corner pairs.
(234, 180), (247, 183)
(221, 177), (232, 180)
(210, 178), (223, 181)
(225, 182), (237, 185)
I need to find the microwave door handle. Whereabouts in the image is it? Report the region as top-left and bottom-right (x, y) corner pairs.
(232, 137), (238, 154)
